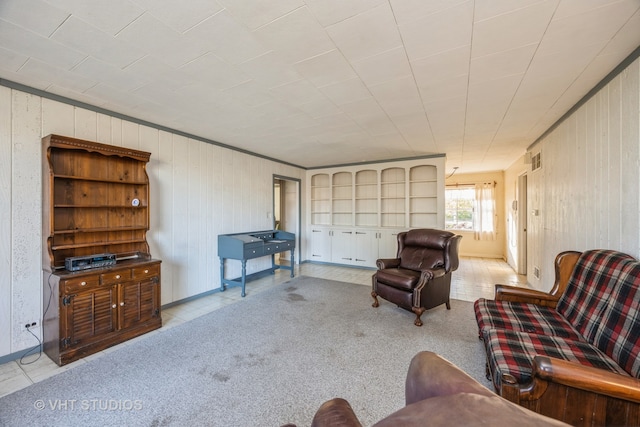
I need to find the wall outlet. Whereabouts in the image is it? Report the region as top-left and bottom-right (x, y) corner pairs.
(24, 321), (37, 329)
(533, 267), (540, 279)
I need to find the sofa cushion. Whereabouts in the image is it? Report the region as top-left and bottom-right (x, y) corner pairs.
(556, 250), (634, 341)
(484, 329), (629, 389)
(590, 261), (640, 378)
(474, 299), (583, 340)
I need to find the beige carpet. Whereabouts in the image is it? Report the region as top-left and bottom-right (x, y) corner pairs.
(0, 276), (490, 427)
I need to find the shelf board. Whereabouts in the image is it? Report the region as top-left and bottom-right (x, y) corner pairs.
(53, 226), (148, 234)
(52, 238), (147, 251)
(54, 174), (147, 185)
(54, 204), (148, 208)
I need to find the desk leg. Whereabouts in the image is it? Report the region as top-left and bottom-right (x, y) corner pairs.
(290, 251), (295, 277)
(219, 257), (226, 291)
(270, 254), (276, 274)
(241, 259), (247, 297)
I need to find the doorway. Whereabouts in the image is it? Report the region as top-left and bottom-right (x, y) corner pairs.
(273, 175), (301, 266)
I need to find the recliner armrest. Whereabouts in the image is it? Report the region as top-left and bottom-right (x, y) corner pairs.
(405, 351), (494, 405)
(376, 258), (400, 269)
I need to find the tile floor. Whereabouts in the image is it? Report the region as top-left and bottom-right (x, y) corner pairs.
(0, 257), (527, 398)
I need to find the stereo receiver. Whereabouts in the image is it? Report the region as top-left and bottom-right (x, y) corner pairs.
(65, 253), (116, 271)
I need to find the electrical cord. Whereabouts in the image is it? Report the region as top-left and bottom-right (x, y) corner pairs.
(19, 273), (54, 365)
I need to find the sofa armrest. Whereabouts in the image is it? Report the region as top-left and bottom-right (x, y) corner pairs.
(494, 285), (560, 307)
(532, 356), (640, 403)
(310, 398), (363, 427)
(500, 356), (640, 426)
(376, 258), (400, 269)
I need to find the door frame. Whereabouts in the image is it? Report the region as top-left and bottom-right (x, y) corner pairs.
(517, 173), (528, 275)
(273, 174), (301, 265)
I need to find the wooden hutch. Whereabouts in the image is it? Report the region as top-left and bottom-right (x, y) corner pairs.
(42, 134), (161, 365)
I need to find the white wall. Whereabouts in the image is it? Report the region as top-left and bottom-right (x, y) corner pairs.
(526, 57), (640, 291)
(0, 87), (305, 358)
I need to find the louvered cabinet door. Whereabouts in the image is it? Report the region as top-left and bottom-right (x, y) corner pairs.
(119, 275), (160, 330)
(119, 264), (160, 329)
(63, 284), (118, 349)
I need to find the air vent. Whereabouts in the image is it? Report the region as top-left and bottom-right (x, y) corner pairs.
(531, 152), (541, 171)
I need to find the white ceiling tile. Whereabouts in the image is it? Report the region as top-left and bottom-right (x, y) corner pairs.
(71, 57), (149, 91)
(216, 0), (304, 31)
(51, 16), (146, 69)
(237, 51), (302, 88)
(318, 78), (372, 105)
(418, 74), (469, 105)
(180, 53), (250, 91)
(474, 0), (555, 22)
(469, 44), (536, 85)
(369, 76), (424, 118)
(220, 80), (275, 109)
(253, 6), (336, 64)
(0, 45), (29, 72)
(295, 97), (343, 118)
(116, 13), (207, 67)
(293, 49), (357, 88)
(553, 0), (639, 20)
(411, 46), (471, 85)
(268, 79), (326, 107)
(131, 0), (223, 33)
(48, 0), (145, 35)
(390, 0), (469, 24)
(340, 97), (397, 135)
(0, 18), (86, 69)
(325, 2), (402, 62)
(538, 1), (640, 57)
(1, 0), (69, 37)
(471, 1), (556, 58)
(18, 58), (96, 92)
(399, 2), (473, 60)
(185, 10), (270, 65)
(351, 46), (412, 87)
(304, 0), (386, 27)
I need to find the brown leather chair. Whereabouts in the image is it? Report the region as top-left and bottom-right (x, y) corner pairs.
(301, 352), (569, 427)
(372, 229), (462, 326)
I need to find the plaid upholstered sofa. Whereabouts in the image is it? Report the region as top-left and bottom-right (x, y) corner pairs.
(474, 249), (640, 426)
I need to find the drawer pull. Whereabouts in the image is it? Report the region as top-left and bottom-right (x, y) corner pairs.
(112, 304), (117, 309)
(144, 269), (149, 274)
(81, 281), (86, 286)
(115, 274), (120, 279)
(120, 302), (125, 306)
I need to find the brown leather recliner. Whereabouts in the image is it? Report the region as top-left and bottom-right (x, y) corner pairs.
(301, 352), (569, 427)
(372, 229), (462, 326)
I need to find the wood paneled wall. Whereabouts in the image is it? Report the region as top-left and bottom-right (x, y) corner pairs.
(526, 58), (640, 290)
(0, 87), (304, 357)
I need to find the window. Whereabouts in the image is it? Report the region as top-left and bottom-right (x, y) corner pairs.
(445, 186), (474, 230)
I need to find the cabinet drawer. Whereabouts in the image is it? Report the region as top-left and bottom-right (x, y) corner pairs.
(132, 264), (160, 280)
(101, 269), (132, 284)
(63, 277), (100, 293)
(244, 247), (264, 259)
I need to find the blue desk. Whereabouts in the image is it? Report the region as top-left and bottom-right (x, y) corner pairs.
(218, 230), (295, 297)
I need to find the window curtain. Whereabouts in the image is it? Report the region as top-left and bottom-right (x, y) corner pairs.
(474, 182), (496, 240)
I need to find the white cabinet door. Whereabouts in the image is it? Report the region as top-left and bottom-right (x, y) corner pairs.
(354, 230), (378, 267)
(331, 229), (354, 264)
(309, 228), (331, 262)
(377, 229), (404, 260)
